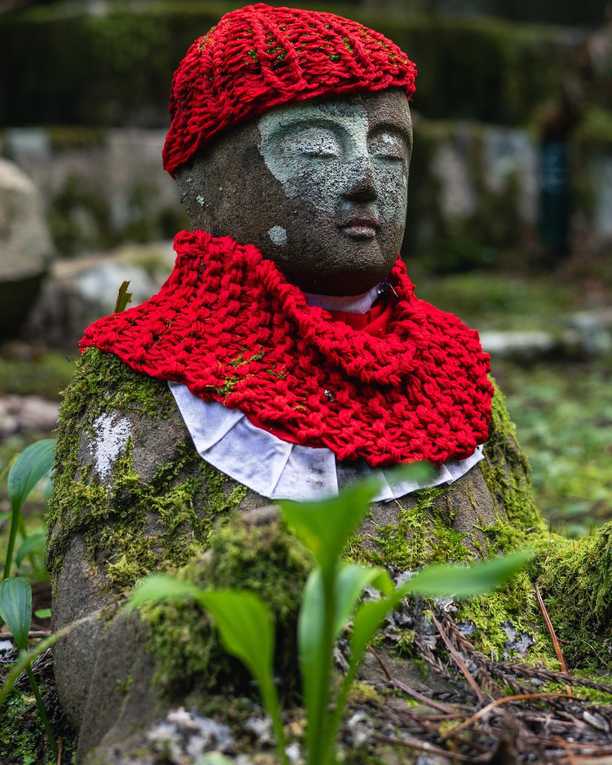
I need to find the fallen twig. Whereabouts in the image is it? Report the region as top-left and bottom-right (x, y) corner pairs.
(373, 732), (488, 762)
(432, 614), (486, 704)
(0, 629), (52, 640)
(369, 645), (466, 714)
(441, 693), (576, 740)
(535, 583), (572, 693)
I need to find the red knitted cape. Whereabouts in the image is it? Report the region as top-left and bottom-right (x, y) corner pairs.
(80, 231), (493, 467)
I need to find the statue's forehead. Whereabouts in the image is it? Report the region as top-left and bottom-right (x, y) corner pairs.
(258, 99), (368, 136)
(257, 92), (411, 137)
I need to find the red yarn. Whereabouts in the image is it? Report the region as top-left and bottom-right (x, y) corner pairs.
(80, 231), (493, 468)
(163, 3), (418, 175)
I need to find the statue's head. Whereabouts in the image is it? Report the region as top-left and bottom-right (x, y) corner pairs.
(164, 4), (417, 296)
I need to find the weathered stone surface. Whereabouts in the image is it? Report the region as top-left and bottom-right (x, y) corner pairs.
(0, 158), (53, 336)
(25, 241), (173, 348)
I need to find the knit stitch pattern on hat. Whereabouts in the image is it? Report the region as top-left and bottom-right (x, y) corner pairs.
(80, 230), (493, 468)
(163, 3), (418, 174)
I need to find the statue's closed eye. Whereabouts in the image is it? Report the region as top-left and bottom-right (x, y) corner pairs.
(281, 126), (342, 159)
(369, 131), (407, 163)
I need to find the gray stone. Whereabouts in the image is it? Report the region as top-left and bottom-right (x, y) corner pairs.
(0, 159), (53, 336)
(480, 330), (559, 359)
(26, 241), (173, 348)
(0, 395), (59, 437)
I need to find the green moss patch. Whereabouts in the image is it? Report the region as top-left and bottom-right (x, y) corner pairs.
(537, 523), (612, 669)
(48, 348), (246, 589)
(142, 513), (311, 699)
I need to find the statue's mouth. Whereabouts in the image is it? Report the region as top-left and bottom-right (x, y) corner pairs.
(339, 216), (380, 240)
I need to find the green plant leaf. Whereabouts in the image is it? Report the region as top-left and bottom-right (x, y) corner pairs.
(15, 532), (47, 567)
(298, 564), (394, 765)
(34, 608), (52, 620)
(127, 573), (201, 609)
(351, 596), (398, 672)
(333, 563), (393, 638)
(114, 280), (133, 313)
(401, 549), (534, 599)
(7, 439), (56, 514)
(198, 590), (287, 765)
(298, 569), (325, 734)
(384, 461), (437, 487)
(198, 590), (276, 700)
(0, 577), (32, 650)
(279, 479), (379, 573)
(324, 593), (401, 759)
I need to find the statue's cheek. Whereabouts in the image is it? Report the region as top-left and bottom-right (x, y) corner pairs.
(374, 164), (408, 226)
(283, 162), (347, 216)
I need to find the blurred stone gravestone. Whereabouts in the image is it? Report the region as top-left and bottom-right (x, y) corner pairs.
(0, 158), (53, 338)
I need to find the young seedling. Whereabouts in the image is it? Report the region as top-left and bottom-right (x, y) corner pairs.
(129, 468), (533, 765)
(3, 439), (55, 580)
(0, 576), (57, 759)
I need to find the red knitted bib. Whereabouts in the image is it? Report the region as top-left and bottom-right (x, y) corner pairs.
(80, 231), (493, 467)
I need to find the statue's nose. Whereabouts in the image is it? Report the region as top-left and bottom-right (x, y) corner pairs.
(343, 157), (377, 203)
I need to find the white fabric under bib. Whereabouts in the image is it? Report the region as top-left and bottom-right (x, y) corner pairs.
(169, 283), (485, 502)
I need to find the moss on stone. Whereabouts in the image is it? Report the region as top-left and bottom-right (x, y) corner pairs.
(480, 381), (546, 546)
(537, 523), (612, 670)
(360, 486), (474, 572)
(0, 691), (47, 765)
(142, 513), (311, 699)
(0, 687), (76, 765)
(48, 347), (247, 591)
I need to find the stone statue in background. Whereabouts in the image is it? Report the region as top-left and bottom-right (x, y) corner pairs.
(48, 5), (610, 763)
(0, 158), (53, 337)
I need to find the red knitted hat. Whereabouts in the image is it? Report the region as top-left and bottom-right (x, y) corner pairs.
(162, 3), (418, 175)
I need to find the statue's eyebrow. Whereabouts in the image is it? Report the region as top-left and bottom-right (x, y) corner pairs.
(271, 115), (350, 139)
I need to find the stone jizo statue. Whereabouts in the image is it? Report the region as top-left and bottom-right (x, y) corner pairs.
(48, 5), (610, 763)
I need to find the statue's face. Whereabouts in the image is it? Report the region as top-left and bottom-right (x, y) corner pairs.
(176, 90), (412, 295)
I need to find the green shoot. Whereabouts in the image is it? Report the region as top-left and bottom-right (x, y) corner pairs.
(3, 439), (55, 580)
(128, 468), (531, 765)
(0, 576), (57, 758)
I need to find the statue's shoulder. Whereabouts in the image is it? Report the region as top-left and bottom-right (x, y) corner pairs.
(55, 347), (191, 490)
(60, 347), (175, 425)
(477, 376), (544, 534)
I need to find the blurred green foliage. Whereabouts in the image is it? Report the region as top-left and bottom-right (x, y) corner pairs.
(499, 359), (612, 537)
(0, 353), (75, 399)
(0, 3), (568, 127)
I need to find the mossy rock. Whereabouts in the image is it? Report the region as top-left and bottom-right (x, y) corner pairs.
(47, 348), (611, 762)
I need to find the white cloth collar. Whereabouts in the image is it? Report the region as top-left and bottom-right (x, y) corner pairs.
(169, 382), (484, 503)
(304, 283), (382, 314)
